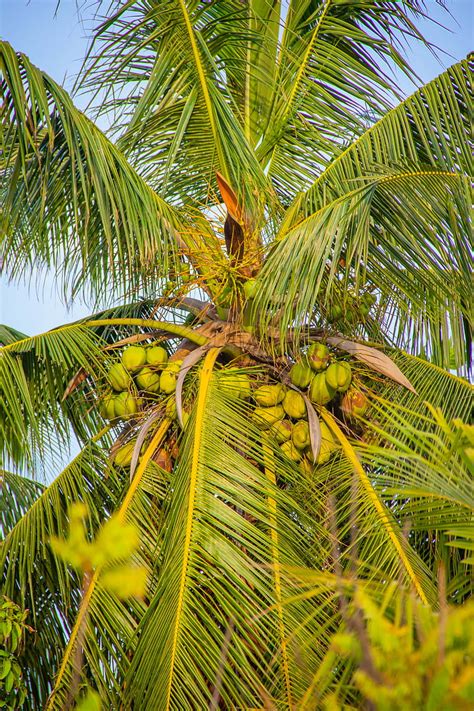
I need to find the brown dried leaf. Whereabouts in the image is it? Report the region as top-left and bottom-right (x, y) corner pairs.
(303, 395), (321, 462)
(130, 410), (163, 482)
(326, 337), (416, 393)
(216, 171), (241, 222)
(62, 368), (88, 401)
(176, 346), (209, 428)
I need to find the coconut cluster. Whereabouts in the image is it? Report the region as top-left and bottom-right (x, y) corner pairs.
(100, 339), (369, 475)
(99, 344), (186, 468)
(326, 291), (376, 325)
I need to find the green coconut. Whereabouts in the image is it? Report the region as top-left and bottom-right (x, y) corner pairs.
(292, 421), (311, 450)
(113, 442), (135, 468)
(309, 373), (336, 405)
(108, 363), (132, 392)
(121, 345), (147, 373)
(269, 419), (293, 444)
(282, 391), (307, 419)
(280, 440), (302, 462)
(252, 405), (284, 430)
(146, 346), (168, 366)
(218, 368), (252, 400)
(307, 343), (330, 372)
(254, 383), (286, 407)
(99, 392), (116, 420)
(114, 392), (138, 418)
(341, 388), (368, 417)
(136, 367), (161, 393)
(325, 361), (352, 392)
(289, 361), (313, 389)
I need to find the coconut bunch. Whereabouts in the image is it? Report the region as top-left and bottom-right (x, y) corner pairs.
(98, 336), (376, 476)
(98, 344), (188, 468)
(99, 344), (178, 420)
(326, 290), (377, 325)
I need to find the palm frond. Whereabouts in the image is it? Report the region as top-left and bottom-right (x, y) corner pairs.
(0, 322), (106, 473)
(255, 59), (473, 369)
(0, 470), (44, 537)
(1, 442), (122, 706)
(80, 1), (268, 209)
(0, 41), (192, 302)
(126, 355), (325, 708)
(256, 0), (433, 198)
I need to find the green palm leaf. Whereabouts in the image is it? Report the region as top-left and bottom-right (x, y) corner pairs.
(81, 1), (268, 208)
(255, 59), (473, 368)
(127, 354), (324, 708)
(0, 41), (190, 301)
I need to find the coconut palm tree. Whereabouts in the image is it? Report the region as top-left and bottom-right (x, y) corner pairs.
(1, 1), (473, 708)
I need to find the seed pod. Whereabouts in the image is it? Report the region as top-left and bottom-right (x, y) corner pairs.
(280, 440), (302, 462)
(269, 419), (292, 444)
(292, 421), (311, 450)
(252, 405), (284, 430)
(282, 391), (307, 419)
(341, 388), (368, 417)
(254, 384), (286, 407)
(289, 361), (313, 389)
(108, 363), (132, 392)
(136, 367), (161, 393)
(121, 345), (147, 373)
(146, 346), (168, 366)
(307, 343), (330, 372)
(325, 361), (352, 392)
(309, 373), (336, 405)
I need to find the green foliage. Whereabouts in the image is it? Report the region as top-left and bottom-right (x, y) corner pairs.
(0, 2), (472, 708)
(328, 590), (474, 711)
(50, 503), (147, 599)
(0, 598), (32, 710)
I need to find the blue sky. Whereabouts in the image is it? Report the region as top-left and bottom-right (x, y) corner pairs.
(1, 0), (473, 335)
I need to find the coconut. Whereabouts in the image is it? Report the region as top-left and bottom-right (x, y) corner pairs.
(121, 345), (147, 373)
(325, 362), (352, 392)
(108, 363), (132, 392)
(292, 421), (310, 450)
(136, 367), (161, 393)
(282, 391), (307, 419)
(254, 384), (286, 407)
(300, 457), (314, 477)
(269, 419), (292, 444)
(289, 361), (313, 389)
(100, 392), (116, 420)
(113, 442), (135, 468)
(309, 373), (336, 405)
(280, 440), (302, 462)
(114, 392), (138, 418)
(146, 346), (168, 366)
(218, 368), (252, 400)
(307, 343), (330, 372)
(252, 405), (284, 430)
(341, 388), (368, 417)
